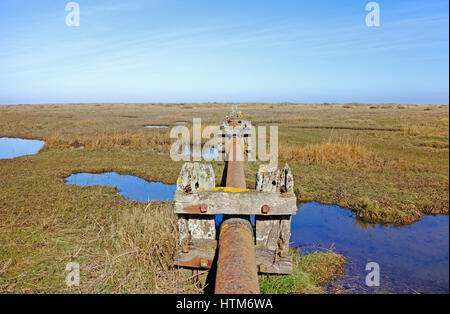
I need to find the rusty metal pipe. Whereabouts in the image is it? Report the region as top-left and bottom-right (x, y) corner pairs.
(225, 138), (246, 189)
(215, 218), (260, 294)
(215, 138), (260, 294)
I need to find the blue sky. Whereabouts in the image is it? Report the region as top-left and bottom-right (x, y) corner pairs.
(0, 0), (448, 104)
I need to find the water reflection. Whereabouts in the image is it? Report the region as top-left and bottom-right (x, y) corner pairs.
(65, 172), (176, 202)
(291, 202), (449, 294)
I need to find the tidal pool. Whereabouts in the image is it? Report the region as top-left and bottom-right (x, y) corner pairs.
(0, 137), (45, 159)
(291, 202), (449, 294)
(65, 172), (176, 202)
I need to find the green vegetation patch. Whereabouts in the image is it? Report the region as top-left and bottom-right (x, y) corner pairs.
(259, 251), (346, 294)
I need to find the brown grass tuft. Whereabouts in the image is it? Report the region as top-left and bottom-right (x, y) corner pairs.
(403, 125), (443, 137)
(159, 115), (187, 121)
(279, 141), (378, 166)
(73, 120), (104, 127)
(89, 203), (201, 293)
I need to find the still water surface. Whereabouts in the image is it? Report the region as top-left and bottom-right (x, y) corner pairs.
(0, 137), (45, 159)
(65, 172), (176, 202)
(292, 202), (449, 294)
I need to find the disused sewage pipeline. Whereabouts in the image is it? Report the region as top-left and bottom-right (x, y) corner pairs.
(173, 107), (297, 294)
(214, 139), (260, 294)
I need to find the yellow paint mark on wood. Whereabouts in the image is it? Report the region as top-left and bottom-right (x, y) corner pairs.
(198, 187), (249, 193)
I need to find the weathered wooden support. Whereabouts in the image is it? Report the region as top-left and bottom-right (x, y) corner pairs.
(255, 216), (292, 273)
(255, 248), (293, 274)
(254, 163), (295, 274)
(279, 163), (295, 194)
(176, 162), (215, 193)
(256, 163), (295, 194)
(174, 190), (297, 215)
(174, 163), (217, 269)
(256, 165), (279, 192)
(175, 238), (217, 269)
(217, 107), (252, 158)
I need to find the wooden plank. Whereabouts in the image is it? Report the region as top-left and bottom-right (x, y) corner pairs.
(177, 214), (216, 245)
(279, 163), (295, 194)
(175, 239), (217, 269)
(176, 163), (215, 192)
(256, 248), (292, 274)
(174, 190), (297, 215)
(256, 165), (279, 192)
(256, 216), (291, 255)
(256, 163), (295, 194)
(176, 163), (216, 244)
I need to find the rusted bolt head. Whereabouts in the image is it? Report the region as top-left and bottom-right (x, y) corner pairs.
(200, 259), (208, 268)
(181, 239), (190, 253)
(261, 205), (272, 214)
(259, 264), (267, 273)
(200, 203), (208, 213)
(181, 243), (190, 253)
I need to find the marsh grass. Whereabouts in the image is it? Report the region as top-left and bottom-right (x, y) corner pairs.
(159, 115), (188, 121)
(403, 125), (443, 137)
(257, 116), (320, 123)
(73, 120), (105, 127)
(1, 102), (448, 225)
(259, 250), (346, 294)
(279, 140), (378, 166)
(44, 130), (172, 150)
(92, 203), (201, 294)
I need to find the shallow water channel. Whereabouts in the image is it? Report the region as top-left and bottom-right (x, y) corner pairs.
(64, 172), (449, 294)
(292, 202), (449, 294)
(65, 172), (176, 202)
(0, 137), (45, 159)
